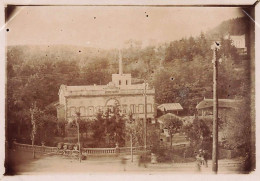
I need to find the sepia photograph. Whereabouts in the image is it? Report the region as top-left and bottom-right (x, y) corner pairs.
(2, 1), (257, 176)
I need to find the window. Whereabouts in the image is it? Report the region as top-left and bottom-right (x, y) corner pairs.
(147, 104), (152, 113)
(126, 80), (128, 85)
(95, 106), (99, 113)
(96, 106), (103, 113)
(119, 80), (121, 85)
(130, 104), (135, 113)
(88, 106), (94, 116)
(138, 104), (144, 113)
(70, 107), (76, 117)
(105, 106), (114, 113)
(122, 105), (127, 114)
(135, 105), (139, 113)
(79, 106), (86, 116)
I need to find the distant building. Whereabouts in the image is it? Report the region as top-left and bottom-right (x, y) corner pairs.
(157, 103), (183, 116)
(224, 34), (247, 55)
(196, 98), (243, 143)
(196, 98), (242, 117)
(56, 51), (156, 123)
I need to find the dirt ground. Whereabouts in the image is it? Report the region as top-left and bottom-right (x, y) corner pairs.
(4, 149), (247, 175)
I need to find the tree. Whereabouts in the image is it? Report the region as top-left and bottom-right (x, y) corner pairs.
(91, 105), (126, 147)
(125, 114), (145, 146)
(106, 105), (126, 147)
(36, 113), (57, 145)
(29, 103), (42, 158)
(91, 112), (108, 147)
(183, 116), (212, 154)
(222, 100), (251, 151)
(161, 114), (183, 150)
(57, 118), (67, 137)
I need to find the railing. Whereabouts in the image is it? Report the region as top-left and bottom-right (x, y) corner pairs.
(13, 142), (147, 155)
(118, 146), (146, 153)
(13, 142), (58, 153)
(82, 148), (116, 155)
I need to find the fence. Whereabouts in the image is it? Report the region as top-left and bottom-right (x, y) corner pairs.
(82, 148), (116, 155)
(13, 142), (147, 156)
(118, 146), (146, 154)
(13, 142), (58, 153)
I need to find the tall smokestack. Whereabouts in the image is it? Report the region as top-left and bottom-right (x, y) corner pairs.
(119, 49), (123, 75)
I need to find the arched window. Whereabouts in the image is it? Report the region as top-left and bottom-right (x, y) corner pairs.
(106, 98), (119, 107)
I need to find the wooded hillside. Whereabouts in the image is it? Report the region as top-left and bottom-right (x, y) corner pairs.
(7, 16), (251, 123)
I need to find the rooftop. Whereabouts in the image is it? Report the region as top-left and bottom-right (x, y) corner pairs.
(157, 113), (183, 124)
(196, 98), (242, 110)
(59, 83), (155, 97)
(157, 103), (183, 112)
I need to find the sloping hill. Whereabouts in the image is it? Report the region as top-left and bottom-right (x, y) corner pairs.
(207, 16), (250, 37)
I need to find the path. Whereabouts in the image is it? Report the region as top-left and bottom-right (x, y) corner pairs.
(6, 150), (245, 175)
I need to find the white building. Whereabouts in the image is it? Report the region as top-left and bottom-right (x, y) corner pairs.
(56, 51), (156, 123)
(224, 34), (247, 55)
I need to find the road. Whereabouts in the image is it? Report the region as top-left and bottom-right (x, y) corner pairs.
(6, 150), (246, 174)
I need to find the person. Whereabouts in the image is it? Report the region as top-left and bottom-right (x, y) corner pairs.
(198, 149), (204, 165)
(203, 150), (208, 167)
(195, 151), (201, 171)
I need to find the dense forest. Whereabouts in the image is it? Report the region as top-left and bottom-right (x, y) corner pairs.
(6, 16), (251, 143)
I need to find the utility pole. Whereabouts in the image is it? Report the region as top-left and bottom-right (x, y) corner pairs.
(76, 112), (81, 163)
(144, 80), (147, 150)
(130, 133), (133, 162)
(211, 42), (220, 173)
(128, 113), (134, 162)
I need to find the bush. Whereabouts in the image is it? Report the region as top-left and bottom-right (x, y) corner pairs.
(172, 154), (195, 163)
(151, 146), (173, 163)
(81, 155), (87, 160)
(138, 153), (151, 166)
(183, 147), (195, 158)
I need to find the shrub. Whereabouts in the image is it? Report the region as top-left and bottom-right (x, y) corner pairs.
(138, 153), (151, 165)
(81, 155), (87, 160)
(152, 146), (173, 163)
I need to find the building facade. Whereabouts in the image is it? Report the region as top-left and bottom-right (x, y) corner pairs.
(157, 103), (183, 117)
(224, 34), (247, 55)
(196, 98), (242, 118)
(56, 51), (156, 123)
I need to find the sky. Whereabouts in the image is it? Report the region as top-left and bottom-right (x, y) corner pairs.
(6, 6), (245, 49)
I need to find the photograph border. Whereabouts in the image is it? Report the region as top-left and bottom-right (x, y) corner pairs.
(0, 0), (259, 180)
